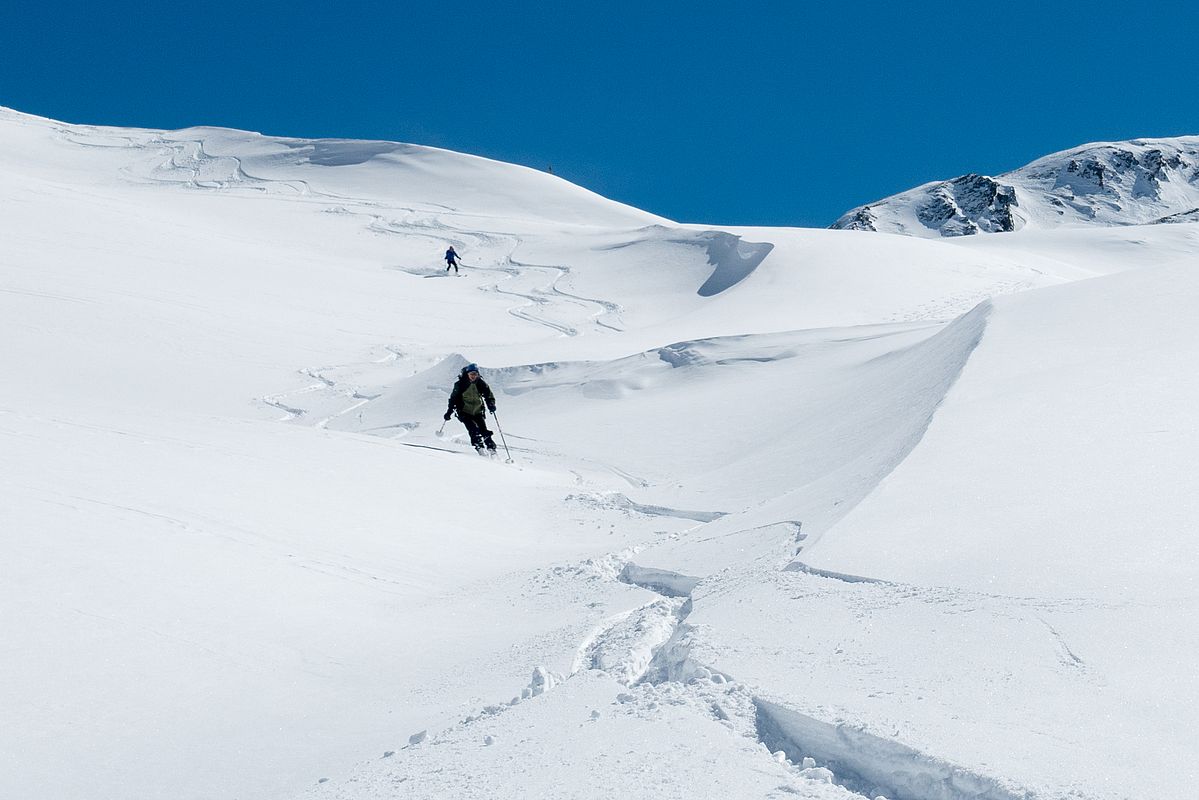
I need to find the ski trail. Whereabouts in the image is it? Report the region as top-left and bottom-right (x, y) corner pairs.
(371, 206), (625, 337)
(66, 123), (628, 341)
(257, 363), (381, 427)
(507, 255), (626, 333)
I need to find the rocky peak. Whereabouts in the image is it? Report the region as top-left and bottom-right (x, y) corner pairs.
(832, 136), (1199, 238)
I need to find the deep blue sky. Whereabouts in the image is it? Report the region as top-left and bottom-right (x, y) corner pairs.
(4, 1), (1197, 226)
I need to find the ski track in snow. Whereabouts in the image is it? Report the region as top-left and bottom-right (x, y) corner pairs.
(886, 279), (1034, 323)
(1034, 616), (1087, 671)
(566, 491), (727, 523)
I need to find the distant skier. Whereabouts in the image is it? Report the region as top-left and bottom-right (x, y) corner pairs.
(443, 363), (497, 453)
(445, 246), (461, 273)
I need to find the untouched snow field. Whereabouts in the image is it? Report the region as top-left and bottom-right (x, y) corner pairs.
(2, 106), (1197, 800)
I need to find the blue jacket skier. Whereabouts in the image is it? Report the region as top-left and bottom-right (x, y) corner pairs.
(445, 246), (461, 273)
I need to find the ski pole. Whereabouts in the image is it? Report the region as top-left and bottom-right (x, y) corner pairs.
(490, 409), (514, 464)
(436, 419), (447, 437)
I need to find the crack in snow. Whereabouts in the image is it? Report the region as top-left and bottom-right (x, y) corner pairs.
(754, 699), (1033, 800)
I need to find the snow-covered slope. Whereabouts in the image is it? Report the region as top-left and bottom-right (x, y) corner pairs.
(648, 264), (1199, 800)
(832, 136), (1199, 237)
(4, 105), (1198, 800)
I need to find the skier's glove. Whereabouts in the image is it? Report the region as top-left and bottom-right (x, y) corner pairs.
(443, 411), (452, 421)
(486, 402), (496, 413)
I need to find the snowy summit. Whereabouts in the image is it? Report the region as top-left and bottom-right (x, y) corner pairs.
(832, 135), (1199, 237)
(3, 105), (1198, 800)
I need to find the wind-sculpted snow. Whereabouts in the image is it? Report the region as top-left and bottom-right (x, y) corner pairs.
(687, 230), (775, 296)
(593, 227), (776, 297)
(281, 138), (415, 167)
(675, 264), (1199, 800)
(316, 312), (983, 524)
(833, 135), (1199, 237)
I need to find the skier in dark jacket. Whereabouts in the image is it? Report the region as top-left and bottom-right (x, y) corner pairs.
(445, 246), (461, 273)
(444, 363), (497, 452)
